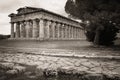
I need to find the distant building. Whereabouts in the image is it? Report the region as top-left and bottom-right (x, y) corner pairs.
(9, 7), (86, 40)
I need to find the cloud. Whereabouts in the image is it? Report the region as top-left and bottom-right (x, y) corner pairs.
(0, 0), (67, 34)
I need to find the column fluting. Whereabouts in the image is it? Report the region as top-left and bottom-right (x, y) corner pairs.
(10, 22), (14, 38)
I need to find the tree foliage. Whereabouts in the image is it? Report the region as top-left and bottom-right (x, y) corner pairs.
(65, 0), (120, 46)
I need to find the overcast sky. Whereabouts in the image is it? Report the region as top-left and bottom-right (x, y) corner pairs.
(0, 0), (67, 35)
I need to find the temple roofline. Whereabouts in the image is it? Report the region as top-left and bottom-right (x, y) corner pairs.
(9, 6), (80, 24)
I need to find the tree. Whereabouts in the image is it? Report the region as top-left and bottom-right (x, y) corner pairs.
(65, 0), (120, 46)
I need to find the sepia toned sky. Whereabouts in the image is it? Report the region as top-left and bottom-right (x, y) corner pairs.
(0, 0), (67, 35)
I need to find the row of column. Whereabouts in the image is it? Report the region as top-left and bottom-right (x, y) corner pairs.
(10, 19), (85, 40)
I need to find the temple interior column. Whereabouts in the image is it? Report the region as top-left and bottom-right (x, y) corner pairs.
(15, 22), (20, 38)
(10, 22), (14, 38)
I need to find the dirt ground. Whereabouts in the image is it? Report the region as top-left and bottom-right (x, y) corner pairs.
(0, 40), (120, 80)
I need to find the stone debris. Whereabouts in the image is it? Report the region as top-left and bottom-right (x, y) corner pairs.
(0, 62), (14, 69)
(0, 48), (120, 79)
(84, 73), (104, 80)
(13, 65), (26, 72)
(6, 69), (18, 74)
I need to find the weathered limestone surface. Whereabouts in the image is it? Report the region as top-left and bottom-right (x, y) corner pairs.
(0, 47), (120, 79)
(9, 7), (86, 40)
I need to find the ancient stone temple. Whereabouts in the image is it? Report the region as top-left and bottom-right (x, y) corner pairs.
(9, 6), (86, 40)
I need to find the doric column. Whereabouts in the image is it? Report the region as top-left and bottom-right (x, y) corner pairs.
(65, 24), (68, 39)
(25, 21), (30, 38)
(59, 24), (62, 39)
(51, 21), (56, 39)
(29, 21), (33, 38)
(71, 26), (74, 39)
(45, 20), (51, 40)
(70, 26), (72, 38)
(32, 19), (38, 38)
(61, 24), (64, 39)
(77, 28), (79, 39)
(82, 30), (85, 39)
(10, 22), (14, 38)
(56, 23), (61, 39)
(77, 28), (79, 38)
(78, 28), (81, 38)
(67, 25), (69, 39)
(39, 19), (44, 39)
(69, 25), (71, 39)
(81, 29), (84, 38)
(20, 22), (24, 38)
(74, 27), (76, 39)
(73, 27), (76, 39)
(79, 29), (81, 38)
(63, 25), (66, 38)
(75, 27), (77, 39)
(15, 22), (20, 38)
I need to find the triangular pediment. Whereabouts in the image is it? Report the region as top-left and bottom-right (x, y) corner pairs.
(17, 7), (40, 14)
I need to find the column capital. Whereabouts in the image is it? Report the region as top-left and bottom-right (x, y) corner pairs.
(10, 22), (15, 24)
(46, 20), (52, 25)
(51, 21), (57, 25)
(39, 18), (44, 21)
(50, 22), (57, 28)
(62, 23), (65, 26)
(56, 22), (61, 26)
(24, 20), (30, 22)
(33, 18), (39, 22)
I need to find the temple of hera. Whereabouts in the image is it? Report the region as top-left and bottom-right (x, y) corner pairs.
(9, 7), (86, 40)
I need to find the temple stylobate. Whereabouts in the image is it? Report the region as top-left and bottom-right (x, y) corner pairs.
(9, 6), (86, 40)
